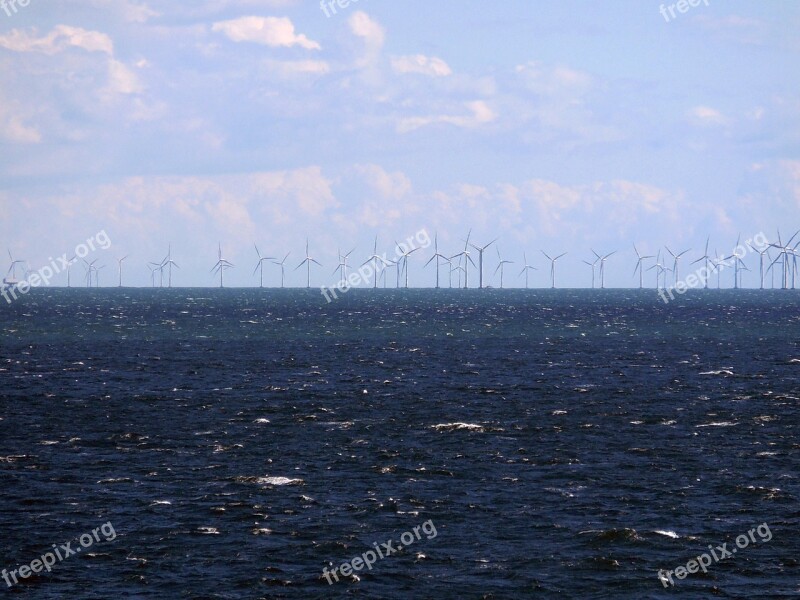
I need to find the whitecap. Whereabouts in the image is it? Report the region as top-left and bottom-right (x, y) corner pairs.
(699, 370), (734, 376)
(654, 530), (680, 539)
(431, 423), (484, 432)
(257, 476), (304, 486)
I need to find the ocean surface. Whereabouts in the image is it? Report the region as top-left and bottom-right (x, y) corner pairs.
(1, 289), (798, 599)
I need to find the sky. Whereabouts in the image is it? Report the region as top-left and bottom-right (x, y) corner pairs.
(1, 0), (799, 288)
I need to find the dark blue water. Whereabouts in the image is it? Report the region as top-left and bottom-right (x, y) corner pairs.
(1, 289), (798, 598)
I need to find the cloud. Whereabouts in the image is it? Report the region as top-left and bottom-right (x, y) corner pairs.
(106, 59), (144, 95)
(398, 100), (497, 133)
(0, 25), (114, 55)
(264, 59), (330, 77)
(348, 11), (385, 70)
(0, 113), (41, 144)
(391, 55), (452, 77)
(515, 61), (592, 96)
(211, 16), (320, 50)
(693, 14), (767, 44)
(688, 105), (727, 126)
(348, 11), (385, 47)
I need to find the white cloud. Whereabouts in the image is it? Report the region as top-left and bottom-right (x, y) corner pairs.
(0, 25), (114, 55)
(398, 100), (497, 133)
(688, 105), (727, 126)
(515, 61), (593, 96)
(264, 59), (330, 76)
(348, 11), (385, 47)
(348, 11), (385, 70)
(0, 114), (41, 144)
(391, 55), (452, 77)
(105, 59), (144, 95)
(211, 16), (320, 50)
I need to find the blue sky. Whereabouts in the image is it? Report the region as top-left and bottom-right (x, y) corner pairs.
(1, 0), (799, 288)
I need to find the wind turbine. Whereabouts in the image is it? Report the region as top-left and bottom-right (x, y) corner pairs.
(424, 233), (450, 289)
(362, 236), (388, 289)
(333, 247), (356, 287)
(117, 255), (128, 288)
(541, 251), (567, 289)
(493, 246), (513, 288)
(711, 249), (727, 289)
(295, 239), (321, 288)
(690, 237), (712, 289)
(791, 240), (800, 290)
(147, 263), (159, 288)
(452, 264), (466, 288)
(450, 230), (476, 289)
(582, 259), (597, 289)
(162, 245), (179, 288)
(82, 259), (98, 288)
(592, 249), (616, 289)
(747, 241), (770, 290)
(5, 250), (24, 285)
(65, 256), (77, 288)
(212, 243), (235, 288)
(769, 230), (799, 290)
(519, 253), (538, 289)
(253, 245), (275, 288)
(723, 235), (744, 290)
(148, 258), (164, 288)
(647, 250), (666, 289)
(272, 252), (291, 288)
(384, 258), (401, 288)
(470, 237), (497, 289)
(633, 244), (653, 289)
(665, 246), (691, 286)
(396, 242), (420, 288)
(94, 264), (106, 288)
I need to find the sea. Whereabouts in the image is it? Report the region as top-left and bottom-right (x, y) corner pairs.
(1, 289), (798, 599)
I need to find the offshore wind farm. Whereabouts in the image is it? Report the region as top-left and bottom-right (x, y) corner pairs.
(2, 2), (799, 598)
(4, 229), (800, 295)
